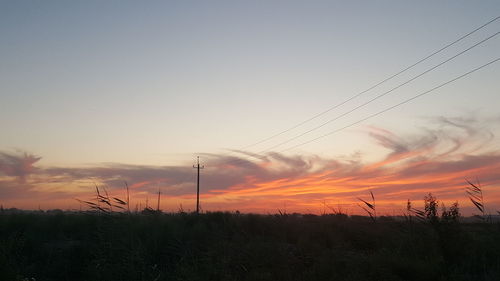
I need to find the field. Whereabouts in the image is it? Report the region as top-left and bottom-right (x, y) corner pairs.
(1, 209), (500, 281)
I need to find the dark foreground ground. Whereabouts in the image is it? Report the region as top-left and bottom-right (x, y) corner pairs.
(1, 210), (499, 281)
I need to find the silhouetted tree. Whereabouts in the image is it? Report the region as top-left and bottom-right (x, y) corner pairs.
(424, 193), (439, 224)
(441, 201), (460, 223)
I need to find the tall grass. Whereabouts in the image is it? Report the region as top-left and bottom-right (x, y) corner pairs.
(357, 191), (376, 221)
(3, 177), (500, 281)
(466, 178), (488, 221)
(2, 209), (500, 281)
(77, 184), (127, 214)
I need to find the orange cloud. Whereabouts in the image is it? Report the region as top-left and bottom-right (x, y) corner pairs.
(1, 116), (500, 215)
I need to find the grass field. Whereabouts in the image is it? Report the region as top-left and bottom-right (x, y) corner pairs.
(1, 208), (500, 281)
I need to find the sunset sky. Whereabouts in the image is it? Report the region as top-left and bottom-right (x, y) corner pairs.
(1, 1), (500, 215)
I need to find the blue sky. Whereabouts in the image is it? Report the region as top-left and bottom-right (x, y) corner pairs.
(2, 0), (499, 166)
(0, 1), (500, 211)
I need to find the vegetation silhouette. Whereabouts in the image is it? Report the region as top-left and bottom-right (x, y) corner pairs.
(2, 187), (500, 281)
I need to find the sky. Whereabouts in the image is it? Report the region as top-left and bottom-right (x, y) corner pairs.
(1, 1), (500, 215)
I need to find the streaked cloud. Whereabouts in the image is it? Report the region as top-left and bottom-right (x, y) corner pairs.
(1, 115), (499, 214)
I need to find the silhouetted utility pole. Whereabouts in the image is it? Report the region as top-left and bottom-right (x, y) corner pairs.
(193, 156), (204, 214)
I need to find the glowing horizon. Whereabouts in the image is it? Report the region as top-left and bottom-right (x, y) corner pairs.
(2, 116), (500, 215)
(1, 1), (500, 215)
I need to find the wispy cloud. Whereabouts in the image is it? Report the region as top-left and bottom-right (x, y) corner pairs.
(1, 115), (499, 213)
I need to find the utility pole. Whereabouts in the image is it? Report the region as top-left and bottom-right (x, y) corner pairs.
(193, 156), (204, 214)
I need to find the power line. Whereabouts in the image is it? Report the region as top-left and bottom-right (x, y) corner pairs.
(219, 18), (500, 167)
(259, 30), (499, 152)
(240, 15), (500, 150)
(280, 57), (500, 152)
